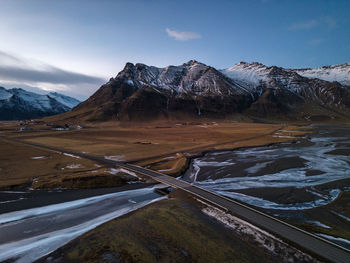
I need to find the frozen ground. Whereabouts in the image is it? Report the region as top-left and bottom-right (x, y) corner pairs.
(0, 187), (164, 263)
(183, 125), (350, 210)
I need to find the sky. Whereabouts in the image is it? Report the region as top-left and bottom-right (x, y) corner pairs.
(0, 0), (349, 100)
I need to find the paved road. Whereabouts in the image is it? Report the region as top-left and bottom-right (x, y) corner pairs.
(2, 136), (350, 263)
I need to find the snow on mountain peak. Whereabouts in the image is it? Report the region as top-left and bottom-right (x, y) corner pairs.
(0, 87), (81, 120)
(295, 63), (350, 86)
(221, 62), (270, 90)
(0, 87), (13, 100)
(48, 92), (80, 109)
(115, 60), (251, 96)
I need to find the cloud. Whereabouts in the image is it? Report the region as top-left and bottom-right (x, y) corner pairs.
(166, 28), (201, 41)
(0, 51), (106, 100)
(288, 20), (318, 30)
(0, 65), (104, 85)
(288, 16), (336, 31)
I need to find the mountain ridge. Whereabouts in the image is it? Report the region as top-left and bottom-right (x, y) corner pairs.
(24, 60), (350, 122)
(0, 87), (80, 120)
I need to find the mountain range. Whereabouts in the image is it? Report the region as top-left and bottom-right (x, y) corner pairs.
(63, 60), (350, 122)
(0, 87), (80, 120)
(2, 61), (350, 122)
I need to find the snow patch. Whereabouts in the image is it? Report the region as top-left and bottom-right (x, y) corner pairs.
(108, 168), (139, 179)
(62, 164), (84, 169)
(295, 63), (350, 86)
(199, 199), (318, 262)
(331, 211), (350, 222)
(30, 156), (47, 160)
(63, 153), (81, 159)
(48, 92), (80, 109)
(316, 233), (350, 246)
(105, 155), (124, 161)
(306, 220), (331, 229)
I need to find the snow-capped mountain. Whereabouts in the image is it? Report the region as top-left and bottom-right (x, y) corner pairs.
(48, 92), (80, 109)
(117, 60), (251, 95)
(72, 60), (254, 121)
(294, 63), (350, 86)
(0, 87), (80, 120)
(221, 62), (350, 115)
(221, 62), (269, 91)
(64, 60), (350, 122)
(222, 61), (350, 90)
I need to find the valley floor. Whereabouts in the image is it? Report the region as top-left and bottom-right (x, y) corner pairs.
(1, 120), (335, 263)
(0, 120), (306, 190)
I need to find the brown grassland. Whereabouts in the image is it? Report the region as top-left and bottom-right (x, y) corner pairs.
(36, 197), (279, 263)
(0, 120), (308, 189)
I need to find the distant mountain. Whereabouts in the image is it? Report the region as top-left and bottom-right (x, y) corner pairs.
(221, 62), (350, 118)
(58, 60), (350, 122)
(47, 92), (81, 109)
(0, 87), (80, 120)
(294, 63), (350, 86)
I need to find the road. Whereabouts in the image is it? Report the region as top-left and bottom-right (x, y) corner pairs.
(2, 136), (350, 263)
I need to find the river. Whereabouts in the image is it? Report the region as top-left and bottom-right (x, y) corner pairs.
(183, 125), (350, 210)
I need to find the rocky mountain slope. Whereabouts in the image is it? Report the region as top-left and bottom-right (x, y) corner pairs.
(63, 60), (350, 122)
(0, 87), (80, 120)
(72, 60), (253, 121)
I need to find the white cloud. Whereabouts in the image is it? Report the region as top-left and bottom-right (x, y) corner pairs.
(288, 20), (318, 30)
(289, 16), (336, 31)
(166, 28), (201, 41)
(0, 50), (106, 100)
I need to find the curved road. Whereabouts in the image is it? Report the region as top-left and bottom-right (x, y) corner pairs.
(1, 136), (350, 263)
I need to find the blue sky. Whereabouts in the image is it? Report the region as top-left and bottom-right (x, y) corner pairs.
(0, 0), (349, 99)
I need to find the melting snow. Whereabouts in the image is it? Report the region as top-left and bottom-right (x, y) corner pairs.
(31, 156), (47, 160)
(187, 134), (349, 210)
(62, 164), (84, 169)
(108, 168), (139, 179)
(199, 199), (318, 262)
(306, 220), (331, 229)
(105, 155), (124, 161)
(316, 233), (350, 246)
(295, 63), (350, 86)
(63, 153), (81, 159)
(331, 211), (350, 222)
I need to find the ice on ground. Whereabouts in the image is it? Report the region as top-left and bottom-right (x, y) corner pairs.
(193, 160), (234, 167)
(245, 161), (272, 174)
(0, 198), (27, 204)
(63, 153), (81, 159)
(187, 132), (350, 210)
(31, 156), (47, 160)
(0, 187), (160, 225)
(158, 168), (173, 172)
(331, 211), (350, 223)
(316, 233), (350, 246)
(0, 193), (165, 263)
(215, 189), (340, 210)
(62, 164), (84, 169)
(199, 199), (318, 262)
(108, 168), (139, 179)
(105, 155), (125, 161)
(306, 220), (331, 229)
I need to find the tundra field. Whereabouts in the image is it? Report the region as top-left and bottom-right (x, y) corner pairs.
(0, 120), (307, 190)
